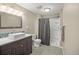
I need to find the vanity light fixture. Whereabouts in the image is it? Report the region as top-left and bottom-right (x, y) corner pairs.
(0, 5), (23, 16)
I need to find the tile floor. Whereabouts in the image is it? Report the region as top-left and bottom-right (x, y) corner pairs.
(31, 45), (63, 55)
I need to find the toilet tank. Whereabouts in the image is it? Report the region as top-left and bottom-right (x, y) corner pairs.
(31, 34), (36, 40)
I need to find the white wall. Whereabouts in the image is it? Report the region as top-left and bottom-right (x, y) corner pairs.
(0, 3), (38, 34)
(34, 16), (40, 37)
(63, 4), (79, 54)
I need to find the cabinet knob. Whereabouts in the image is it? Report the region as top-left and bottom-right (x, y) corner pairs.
(20, 44), (23, 47)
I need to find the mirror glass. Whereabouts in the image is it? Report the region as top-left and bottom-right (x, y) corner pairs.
(0, 12), (22, 29)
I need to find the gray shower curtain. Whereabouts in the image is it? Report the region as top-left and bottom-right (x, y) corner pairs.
(38, 18), (50, 46)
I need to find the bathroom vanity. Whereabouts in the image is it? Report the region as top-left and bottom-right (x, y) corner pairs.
(0, 34), (32, 55)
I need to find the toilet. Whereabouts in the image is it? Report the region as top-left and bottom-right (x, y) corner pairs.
(33, 39), (41, 47)
(32, 34), (41, 47)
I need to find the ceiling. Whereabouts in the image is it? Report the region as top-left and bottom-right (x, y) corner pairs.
(17, 3), (64, 18)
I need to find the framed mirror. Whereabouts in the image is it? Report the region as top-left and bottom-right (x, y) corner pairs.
(0, 12), (22, 29)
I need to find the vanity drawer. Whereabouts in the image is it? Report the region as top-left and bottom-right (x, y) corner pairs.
(1, 49), (11, 55)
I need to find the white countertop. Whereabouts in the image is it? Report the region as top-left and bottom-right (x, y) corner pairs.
(0, 34), (32, 46)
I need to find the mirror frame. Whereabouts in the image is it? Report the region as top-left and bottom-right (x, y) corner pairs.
(0, 12), (22, 29)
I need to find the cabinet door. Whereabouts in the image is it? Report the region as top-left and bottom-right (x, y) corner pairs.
(23, 40), (28, 55)
(1, 43), (12, 55)
(10, 43), (16, 55)
(27, 38), (32, 54)
(14, 40), (24, 55)
(14, 38), (28, 55)
(22, 37), (32, 55)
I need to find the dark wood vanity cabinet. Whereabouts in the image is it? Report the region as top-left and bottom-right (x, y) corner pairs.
(0, 36), (32, 55)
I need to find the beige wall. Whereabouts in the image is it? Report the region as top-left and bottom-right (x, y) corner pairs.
(63, 4), (79, 54)
(0, 3), (38, 34)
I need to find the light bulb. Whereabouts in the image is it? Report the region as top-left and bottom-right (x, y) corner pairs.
(9, 8), (14, 12)
(15, 10), (19, 13)
(19, 12), (23, 16)
(0, 5), (7, 10)
(44, 8), (50, 12)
